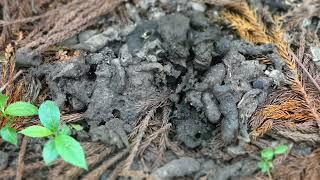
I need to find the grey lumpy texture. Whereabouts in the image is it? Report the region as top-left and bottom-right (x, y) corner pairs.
(213, 85), (239, 144)
(152, 157), (200, 179)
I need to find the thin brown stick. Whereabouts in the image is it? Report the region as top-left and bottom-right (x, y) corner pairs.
(16, 136), (28, 180)
(0, 162), (43, 178)
(138, 123), (171, 156)
(0, 0), (11, 49)
(289, 50), (320, 93)
(82, 148), (129, 180)
(19, 0), (123, 53)
(0, 12), (53, 26)
(0, 1), (79, 27)
(63, 147), (114, 179)
(109, 171), (121, 180)
(0, 70), (24, 92)
(108, 161), (125, 180)
(62, 113), (83, 123)
(49, 142), (107, 178)
(123, 109), (155, 171)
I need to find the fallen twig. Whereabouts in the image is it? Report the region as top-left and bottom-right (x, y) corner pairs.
(48, 142), (110, 179)
(82, 148), (129, 180)
(0, 70), (24, 92)
(289, 50), (320, 93)
(16, 136), (28, 180)
(63, 147), (114, 179)
(0, 162), (43, 178)
(0, 1), (79, 26)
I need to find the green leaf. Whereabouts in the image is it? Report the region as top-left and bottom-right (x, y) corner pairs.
(261, 148), (274, 161)
(274, 145), (288, 155)
(43, 139), (59, 165)
(70, 124), (83, 131)
(19, 125), (53, 137)
(59, 124), (71, 135)
(258, 161), (270, 173)
(55, 134), (87, 169)
(0, 127), (17, 145)
(4, 102), (38, 117)
(39, 101), (60, 131)
(0, 93), (8, 112)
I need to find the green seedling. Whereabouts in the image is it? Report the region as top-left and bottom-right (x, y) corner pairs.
(0, 92), (38, 145)
(258, 145), (288, 180)
(19, 100), (87, 169)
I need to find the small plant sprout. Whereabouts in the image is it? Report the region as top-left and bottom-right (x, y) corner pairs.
(258, 145), (288, 180)
(0, 92), (38, 145)
(19, 100), (87, 169)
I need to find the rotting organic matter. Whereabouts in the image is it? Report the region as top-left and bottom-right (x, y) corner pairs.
(26, 9), (284, 178)
(223, 1), (320, 142)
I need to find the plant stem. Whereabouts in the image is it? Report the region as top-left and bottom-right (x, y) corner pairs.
(267, 170), (273, 180)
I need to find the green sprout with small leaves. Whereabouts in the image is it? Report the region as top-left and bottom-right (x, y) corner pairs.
(19, 100), (87, 169)
(0, 91), (87, 169)
(258, 145), (288, 180)
(0, 92), (38, 145)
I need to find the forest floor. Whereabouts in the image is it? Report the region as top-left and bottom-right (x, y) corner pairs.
(1, 0), (320, 179)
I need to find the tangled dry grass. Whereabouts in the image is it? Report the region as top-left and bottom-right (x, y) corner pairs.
(0, 142), (113, 179)
(0, 44), (24, 130)
(274, 148), (320, 180)
(2, 0), (320, 179)
(0, 0), (123, 52)
(119, 95), (175, 179)
(283, 0), (320, 30)
(0, 1), (125, 178)
(219, 1), (320, 179)
(221, 1), (320, 143)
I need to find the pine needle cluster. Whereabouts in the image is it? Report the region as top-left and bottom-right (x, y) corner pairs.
(223, 1), (320, 141)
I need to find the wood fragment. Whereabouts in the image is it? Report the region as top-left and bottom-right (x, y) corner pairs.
(0, 70), (24, 92)
(16, 136), (28, 180)
(63, 147), (114, 179)
(83, 148), (129, 180)
(0, 162), (43, 178)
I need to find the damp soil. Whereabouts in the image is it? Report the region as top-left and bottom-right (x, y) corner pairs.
(0, 0), (314, 180)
